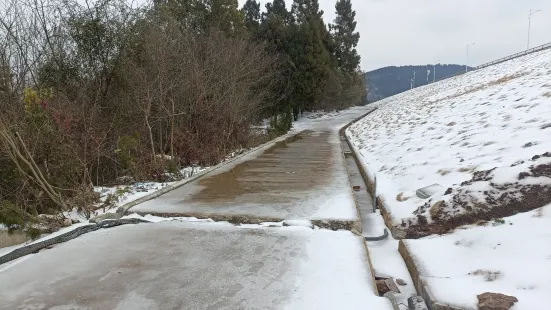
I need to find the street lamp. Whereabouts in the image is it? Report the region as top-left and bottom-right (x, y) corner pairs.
(433, 61), (439, 83)
(466, 43), (475, 73)
(527, 9), (542, 50)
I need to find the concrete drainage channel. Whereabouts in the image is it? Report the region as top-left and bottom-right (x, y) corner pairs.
(339, 109), (429, 310)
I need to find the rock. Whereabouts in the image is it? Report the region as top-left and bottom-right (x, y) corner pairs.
(416, 183), (445, 199)
(460, 158), (465, 162)
(71, 219), (81, 224)
(116, 207), (125, 214)
(445, 187), (453, 195)
(477, 292), (518, 310)
(408, 296), (428, 310)
(396, 278), (407, 286)
(89, 212), (122, 223)
(375, 280), (390, 295)
(62, 218), (73, 227)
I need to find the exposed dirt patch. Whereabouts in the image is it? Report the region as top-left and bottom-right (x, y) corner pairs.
(403, 151), (551, 238)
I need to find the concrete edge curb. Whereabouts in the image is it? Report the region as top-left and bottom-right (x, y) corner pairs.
(398, 240), (465, 310)
(122, 131), (298, 215)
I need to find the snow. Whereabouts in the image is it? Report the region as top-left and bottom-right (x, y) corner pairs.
(0, 220), (392, 310)
(405, 203), (551, 309)
(347, 49), (551, 226)
(362, 210), (417, 307)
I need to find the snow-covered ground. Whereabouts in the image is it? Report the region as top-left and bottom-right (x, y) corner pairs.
(405, 203), (551, 309)
(347, 49), (551, 230)
(347, 49), (551, 308)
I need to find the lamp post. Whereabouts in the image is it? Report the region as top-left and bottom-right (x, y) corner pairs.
(466, 43), (475, 73)
(527, 9), (541, 50)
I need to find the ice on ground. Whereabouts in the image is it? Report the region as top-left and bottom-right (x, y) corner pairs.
(347, 49), (551, 226)
(405, 203), (551, 309)
(0, 221), (392, 310)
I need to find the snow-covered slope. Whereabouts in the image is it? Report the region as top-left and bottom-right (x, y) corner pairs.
(347, 49), (551, 232)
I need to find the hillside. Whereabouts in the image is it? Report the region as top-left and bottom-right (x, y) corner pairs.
(365, 64), (467, 102)
(347, 49), (551, 309)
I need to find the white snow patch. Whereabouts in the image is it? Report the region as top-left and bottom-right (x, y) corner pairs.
(285, 229), (393, 310)
(405, 203), (551, 309)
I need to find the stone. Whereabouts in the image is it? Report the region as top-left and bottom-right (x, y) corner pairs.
(89, 212), (122, 223)
(116, 207), (125, 214)
(408, 296), (428, 310)
(416, 183), (445, 199)
(396, 278), (407, 286)
(63, 218), (73, 227)
(375, 280), (390, 295)
(477, 292), (518, 310)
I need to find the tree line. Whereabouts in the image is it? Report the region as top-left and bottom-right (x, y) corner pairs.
(0, 0), (365, 234)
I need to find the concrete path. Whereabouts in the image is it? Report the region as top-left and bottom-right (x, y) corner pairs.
(131, 108), (374, 228)
(0, 221), (391, 310)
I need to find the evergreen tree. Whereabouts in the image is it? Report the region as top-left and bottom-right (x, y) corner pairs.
(331, 0), (360, 74)
(242, 0), (261, 32)
(264, 0), (291, 23)
(204, 0), (245, 34)
(291, 0), (323, 23)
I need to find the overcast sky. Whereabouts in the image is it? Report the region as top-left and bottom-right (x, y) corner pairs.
(242, 0), (551, 71)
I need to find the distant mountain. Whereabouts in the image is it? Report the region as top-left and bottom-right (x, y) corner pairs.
(365, 64), (470, 102)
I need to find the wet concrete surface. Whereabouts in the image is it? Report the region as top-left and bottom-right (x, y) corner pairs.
(132, 108), (375, 223)
(0, 221), (382, 310)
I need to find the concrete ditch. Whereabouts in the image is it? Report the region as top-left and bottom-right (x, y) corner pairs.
(342, 108), (464, 310)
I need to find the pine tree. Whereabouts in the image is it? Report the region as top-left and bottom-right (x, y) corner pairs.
(331, 0), (360, 74)
(205, 0), (245, 34)
(242, 0), (261, 31)
(288, 0), (331, 113)
(291, 0), (323, 24)
(264, 0), (291, 23)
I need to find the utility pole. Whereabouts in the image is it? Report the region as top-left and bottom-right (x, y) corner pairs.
(527, 9), (541, 50)
(466, 43), (475, 73)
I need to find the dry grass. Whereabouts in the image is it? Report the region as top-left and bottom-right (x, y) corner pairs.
(429, 200), (445, 220)
(437, 169), (451, 176)
(533, 207), (544, 218)
(396, 192), (409, 202)
(458, 166), (477, 173)
(469, 269), (502, 282)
